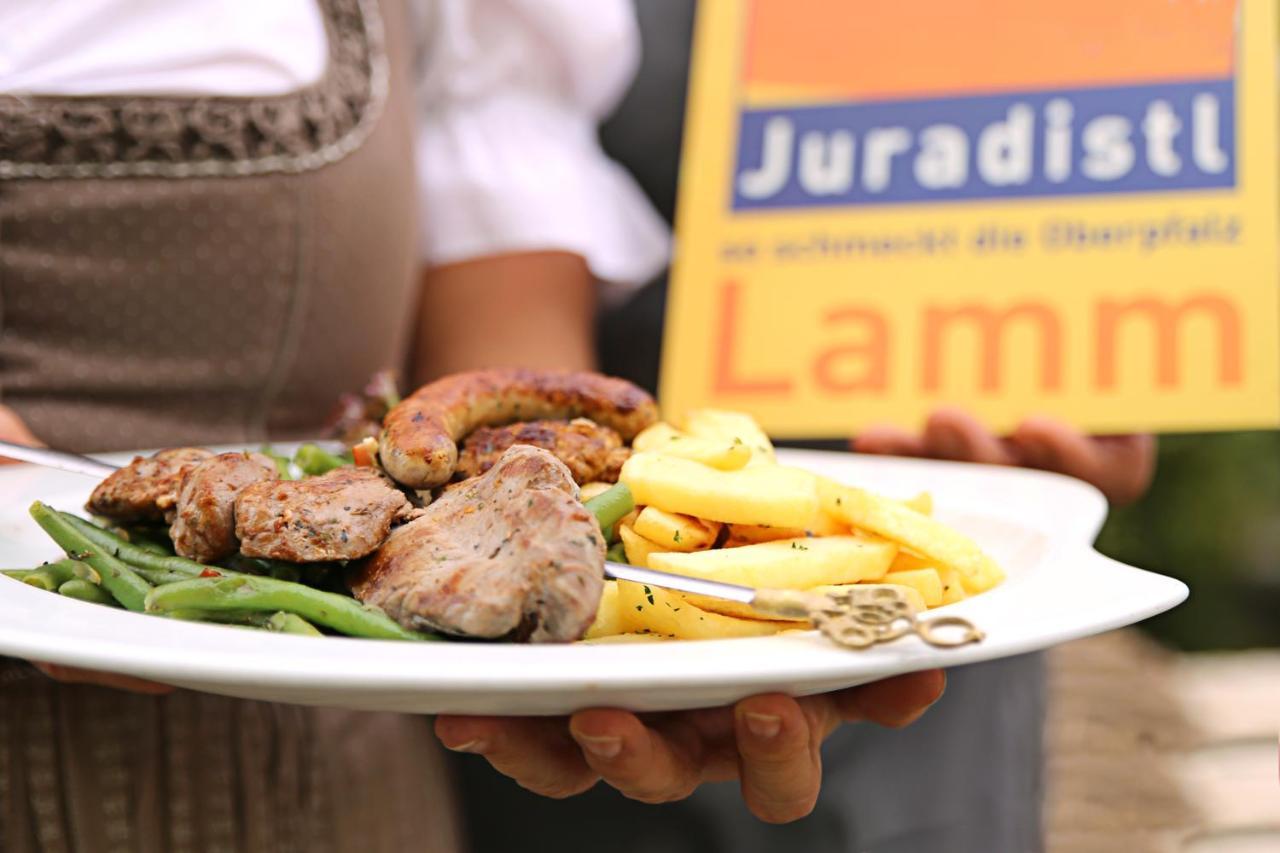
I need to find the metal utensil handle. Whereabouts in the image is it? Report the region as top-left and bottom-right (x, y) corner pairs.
(0, 441), (120, 478)
(914, 615), (985, 647)
(750, 587), (825, 620)
(603, 561), (759, 604)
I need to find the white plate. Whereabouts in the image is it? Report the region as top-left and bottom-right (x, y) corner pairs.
(0, 449), (1187, 715)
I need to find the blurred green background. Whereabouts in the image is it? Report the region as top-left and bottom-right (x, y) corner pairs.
(1097, 431), (1280, 650)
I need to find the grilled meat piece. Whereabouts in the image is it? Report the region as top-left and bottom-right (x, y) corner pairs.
(600, 445), (631, 484)
(235, 467), (415, 562)
(87, 447), (215, 523)
(169, 452), (278, 563)
(379, 368), (658, 489)
(350, 445), (605, 642)
(456, 418), (630, 485)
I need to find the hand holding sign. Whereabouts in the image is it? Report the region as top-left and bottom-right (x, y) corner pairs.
(855, 408), (1154, 505)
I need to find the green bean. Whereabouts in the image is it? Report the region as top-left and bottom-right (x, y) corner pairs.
(29, 503), (152, 612)
(126, 533), (174, 556)
(50, 558), (94, 585)
(293, 443), (350, 476)
(163, 608), (271, 626)
(266, 612), (323, 636)
(70, 561), (101, 584)
(583, 482), (634, 542)
(258, 445), (296, 480)
(584, 482), (634, 529)
(605, 541), (627, 563)
(165, 608), (320, 635)
(145, 575), (435, 641)
(167, 608), (297, 628)
(59, 513), (208, 580)
(100, 523), (173, 555)
(5, 558), (88, 591)
(43, 560), (75, 586)
(65, 512), (330, 589)
(223, 555), (311, 583)
(132, 563), (209, 584)
(18, 569), (57, 591)
(58, 579), (117, 606)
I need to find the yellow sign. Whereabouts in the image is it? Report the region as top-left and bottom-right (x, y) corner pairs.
(661, 0), (1280, 435)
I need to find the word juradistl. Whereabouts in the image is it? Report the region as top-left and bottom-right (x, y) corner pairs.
(736, 85), (1232, 207)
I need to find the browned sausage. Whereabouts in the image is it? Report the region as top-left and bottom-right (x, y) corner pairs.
(378, 368), (658, 489)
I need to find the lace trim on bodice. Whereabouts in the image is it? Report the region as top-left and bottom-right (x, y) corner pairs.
(0, 0), (387, 180)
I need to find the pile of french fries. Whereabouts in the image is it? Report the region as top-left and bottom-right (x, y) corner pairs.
(581, 410), (1004, 642)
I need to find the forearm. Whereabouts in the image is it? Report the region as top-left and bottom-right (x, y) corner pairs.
(409, 251), (598, 385)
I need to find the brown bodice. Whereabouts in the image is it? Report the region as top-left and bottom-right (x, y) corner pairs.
(0, 0), (420, 453)
(0, 4), (462, 852)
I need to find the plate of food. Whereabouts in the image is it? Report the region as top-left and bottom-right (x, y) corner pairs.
(0, 369), (1187, 715)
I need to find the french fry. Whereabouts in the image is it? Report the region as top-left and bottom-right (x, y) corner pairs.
(632, 507), (720, 551)
(886, 550), (968, 605)
(678, 595), (778, 620)
(632, 422), (753, 470)
(902, 492), (933, 516)
(938, 566), (967, 606)
(883, 568), (944, 607)
(680, 409), (775, 465)
(888, 549), (935, 574)
(725, 524), (800, 545)
(650, 535), (896, 590)
(726, 507), (846, 546)
(618, 580), (786, 639)
(633, 422), (681, 451)
(616, 507), (640, 531)
(615, 410), (998, 638)
(582, 581), (624, 639)
(621, 452), (819, 528)
(805, 510), (849, 536)
(579, 633), (670, 644)
(818, 478), (1004, 593)
(619, 524), (667, 568)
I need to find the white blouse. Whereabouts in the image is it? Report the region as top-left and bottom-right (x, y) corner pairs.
(0, 0), (670, 296)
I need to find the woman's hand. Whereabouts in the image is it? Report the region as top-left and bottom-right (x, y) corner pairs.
(855, 407), (1154, 505)
(0, 403), (42, 461)
(28, 662), (174, 695)
(435, 669), (944, 824)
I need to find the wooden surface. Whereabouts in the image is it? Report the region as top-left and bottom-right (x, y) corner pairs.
(1045, 633), (1278, 852)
